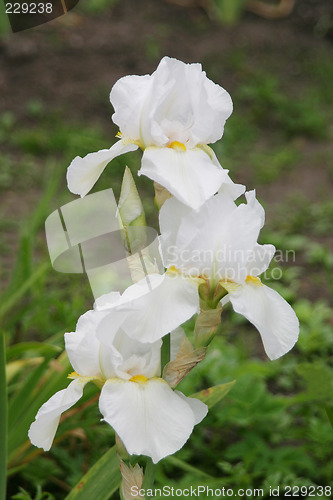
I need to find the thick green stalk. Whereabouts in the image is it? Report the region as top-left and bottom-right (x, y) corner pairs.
(0, 333), (7, 500)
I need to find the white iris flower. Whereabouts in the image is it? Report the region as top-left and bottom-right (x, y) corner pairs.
(67, 56), (236, 209)
(97, 191), (299, 360)
(28, 310), (207, 464)
(159, 191), (299, 360)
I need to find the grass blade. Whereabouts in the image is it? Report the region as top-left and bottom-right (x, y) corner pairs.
(0, 262), (50, 323)
(0, 332), (8, 500)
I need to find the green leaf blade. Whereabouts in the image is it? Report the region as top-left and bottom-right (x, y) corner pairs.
(65, 445), (121, 500)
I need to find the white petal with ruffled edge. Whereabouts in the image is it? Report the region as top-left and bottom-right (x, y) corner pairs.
(97, 273), (199, 344)
(159, 191), (266, 282)
(99, 378), (207, 463)
(110, 57), (233, 149)
(67, 140), (139, 197)
(228, 282), (299, 360)
(28, 378), (88, 451)
(140, 147), (228, 209)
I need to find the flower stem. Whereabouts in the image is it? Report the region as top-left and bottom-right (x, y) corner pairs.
(161, 333), (170, 371)
(142, 457), (156, 491)
(0, 332), (7, 500)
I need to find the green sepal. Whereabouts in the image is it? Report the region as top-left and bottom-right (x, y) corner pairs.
(194, 302), (222, 348)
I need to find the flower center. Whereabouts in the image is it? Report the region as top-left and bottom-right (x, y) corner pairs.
(129, 374), (148, 384)
(168, 141), (186, 152)
(245, 275), (263, 287)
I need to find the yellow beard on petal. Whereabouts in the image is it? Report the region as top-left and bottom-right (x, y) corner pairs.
(168, 141), (187, 152)
(129, 374), (148, 384)
(245, 275), (263, 287)
(116, 130), (143, 149)
(166, 265), (205, 287)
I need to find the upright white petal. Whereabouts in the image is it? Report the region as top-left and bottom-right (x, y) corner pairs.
(97, 273), (199, 344)
(228, 282), (299, 360)
(159, 197), (192, 265)
(28, 379), (87, 451)
(65, 309), (110, 378)
(143, 57), (233, 147)
(140, 146), (228, 209)
(105, 330), (161, 380)
(67, 140), (139, 197)
(190, 71), (233, 145)
(243, 190), (265, 229)
(110, 74), (153, 143)
(99, 378), (207, 463)
(160, 191), (265, 282)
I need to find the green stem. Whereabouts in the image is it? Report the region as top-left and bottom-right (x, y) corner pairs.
(161, 333), (170, 372)
(0, 332), (7, 500)
(142, 457), (156, 491)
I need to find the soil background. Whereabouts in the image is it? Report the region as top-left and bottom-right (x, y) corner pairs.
(1, 0), (333, 286)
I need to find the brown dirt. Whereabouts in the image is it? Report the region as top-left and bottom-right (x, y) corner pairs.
(0, 0), (333, 294)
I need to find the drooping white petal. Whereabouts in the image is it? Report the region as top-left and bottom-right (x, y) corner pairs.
(28, 378), (87, 451)
(228, 282), (299, 360)
(140, 146), (228, 209)
(176, 391), (208, 424)
(97, 273), (199, 344)
(67, 140), (139, 197)
(99, 378), (207, 463)
(218, 175), (246, 202)
(65, 309), (113, 378)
